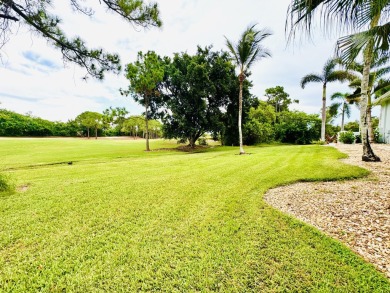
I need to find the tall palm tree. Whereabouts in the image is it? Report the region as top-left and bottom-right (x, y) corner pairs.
(330, 92), (352, 131)
(301, 58), (353, 141)
(347, 56), (390, 141)
(225, 24), (272, 154)
(287, 0), (388, 161)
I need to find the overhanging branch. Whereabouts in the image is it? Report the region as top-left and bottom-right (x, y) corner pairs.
(0, 14), (19, 21)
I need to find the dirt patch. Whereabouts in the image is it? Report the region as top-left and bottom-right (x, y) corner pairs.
(264, 143), (390, 278)
(17, 184), (30, 192)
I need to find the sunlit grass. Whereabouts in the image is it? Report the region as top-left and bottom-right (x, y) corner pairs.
(0, 138), (388, 291)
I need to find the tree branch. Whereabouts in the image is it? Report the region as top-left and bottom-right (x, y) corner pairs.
(0, 14), (19, 21)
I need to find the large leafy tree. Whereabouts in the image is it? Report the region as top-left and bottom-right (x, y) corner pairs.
(287, 0), (389, 161)
(264, 85), (298, 113)
(76, 111), (103, 139)
(121, 115), (144, 139)
(161, 46), (237, 148)
(243, 101), (276, 145)
(122, 51), (164, 151)
(225, 24), (272, 154)
(301, 58), (354, 141)
(102, 106), (129, 135)
(0, 1), (161, 79)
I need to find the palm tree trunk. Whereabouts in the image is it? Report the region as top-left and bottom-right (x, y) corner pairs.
(238, 76), (245, 154)
(367, 102), (374, 143)
(341, 102), (345, 132)
(145, 97), (150, 152)
(321, 84), (326, 141)
(360, 17), (380, 162)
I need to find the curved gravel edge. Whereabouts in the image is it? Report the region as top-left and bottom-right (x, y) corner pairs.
(264, 143), (390, 278)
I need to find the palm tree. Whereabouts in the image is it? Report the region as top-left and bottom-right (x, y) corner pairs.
(287, 0), (388, 161)
(225, 24), (272, 154)
(329, 92), (353, 131)
(347, 56), (390, 141)
(301, 58), (353, 141)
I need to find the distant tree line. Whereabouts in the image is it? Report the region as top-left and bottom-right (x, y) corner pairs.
(0, 108), (162, 139)
(0, 109), (79, 137)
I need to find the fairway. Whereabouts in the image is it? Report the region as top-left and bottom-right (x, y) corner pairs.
(0, 138), (389, 292)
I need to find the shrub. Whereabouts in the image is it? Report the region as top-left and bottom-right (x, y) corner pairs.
(275, 111), (321, 144)
(339, 131), (355, 144)
(243, 121), (274, 145)
(374, 128), (383, 143)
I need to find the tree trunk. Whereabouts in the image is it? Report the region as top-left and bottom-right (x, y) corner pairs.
(341, 102), (345, 132)
(367, 103), (374, 142)
(95, 127), (97, 139)
(87, 127), (90, 139)
(145, 97), (150, 151)
(189, 137), (196, 148)
(321, 84), (326, 141)
(238, 74), (245, 154)
(360, 18), (380, 162)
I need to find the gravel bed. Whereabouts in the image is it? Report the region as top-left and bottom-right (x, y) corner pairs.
(264, 143), (390, 278)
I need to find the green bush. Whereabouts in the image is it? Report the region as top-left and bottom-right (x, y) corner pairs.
(243, 121), (274, 145)
(339, 131), (355, 144)
(275, 111), (321, 144)
(374, 128), (383, 143)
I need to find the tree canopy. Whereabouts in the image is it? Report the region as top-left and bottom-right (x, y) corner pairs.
(76, 111), (103, 139)
(122, 50), (164, 151)
(264, 86), (298, 112)
(0, 0), (162, 79)
(161, 46), (238, 147)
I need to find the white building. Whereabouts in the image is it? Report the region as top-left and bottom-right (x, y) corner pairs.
(375, 91), (390, 143)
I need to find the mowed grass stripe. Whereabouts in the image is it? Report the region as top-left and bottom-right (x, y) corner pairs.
(0, 139), (388, 291)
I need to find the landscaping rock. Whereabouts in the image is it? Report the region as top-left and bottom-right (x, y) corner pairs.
(264, 143), (390, 278)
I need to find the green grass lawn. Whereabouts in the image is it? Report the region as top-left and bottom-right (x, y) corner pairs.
(0, 138), (389, 292)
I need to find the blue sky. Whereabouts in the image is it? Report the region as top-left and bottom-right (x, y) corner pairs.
(0, 0), (379, 123)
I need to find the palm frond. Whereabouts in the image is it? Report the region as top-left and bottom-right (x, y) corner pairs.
(287, 0), (390, 42)
(225, 37), (239, 65)
(336, 22), (390, 65)
(349, 78), (362, 88)
(344, 103), (352, 118)
(330, 92), (344, 100)
(374, 66), (390, 79)
(373, 78), (390, 97)
(245, 45), (271, 70)
(329, 102), (341, 117)
(323, 58), (337, 78)
(226, 24), (272, 73)
(327, 70), (356, 83)
(300, 73), (323, 88)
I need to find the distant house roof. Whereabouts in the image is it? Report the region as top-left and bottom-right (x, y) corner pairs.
(374, 91), (390, 106)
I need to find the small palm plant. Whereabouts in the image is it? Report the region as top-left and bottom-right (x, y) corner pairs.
(225, 24), (272, 154)
(329, 92), (352, 131)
